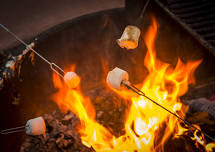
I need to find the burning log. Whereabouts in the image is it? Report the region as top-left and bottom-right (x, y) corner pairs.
(20, 111), (93, 152)
(0, 24), (80, 90)
(183, 98), (215, 120)
(0, 41), (35, 92)
(2, 8), (215, 151)
(106, 67), (215, 143)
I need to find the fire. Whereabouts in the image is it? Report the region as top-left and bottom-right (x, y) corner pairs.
(52, 17), (215, 151)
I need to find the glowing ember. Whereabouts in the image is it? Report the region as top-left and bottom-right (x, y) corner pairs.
(52, 17), (215, 151)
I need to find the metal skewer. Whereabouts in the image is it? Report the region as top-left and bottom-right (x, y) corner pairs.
(138, 0), (151, 22)
(0, 126), (25, 135)
(0, 24), (65, 78)
(122, 81), (215, 142)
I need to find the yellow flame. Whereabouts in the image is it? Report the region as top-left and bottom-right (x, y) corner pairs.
(52, 17), (215, 152)
(206, 143), (215, 152)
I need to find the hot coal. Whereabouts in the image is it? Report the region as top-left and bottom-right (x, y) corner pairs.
(20, 87), (128, 152)
(20, 85), (215, 152)
(21, 110), (92, 152)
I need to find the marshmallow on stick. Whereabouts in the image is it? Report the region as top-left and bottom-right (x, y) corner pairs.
(106, 67), (129, 90)
(25, 117), (46, 135)
(117, 25), (141, 50)
(64, 72), (80, 89)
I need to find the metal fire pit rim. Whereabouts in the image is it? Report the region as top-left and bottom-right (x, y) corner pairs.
(0, 7), (125, 90)
(33, 8), (125, 46)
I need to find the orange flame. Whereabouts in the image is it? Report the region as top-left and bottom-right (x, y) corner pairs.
(52, 17), (215, 151)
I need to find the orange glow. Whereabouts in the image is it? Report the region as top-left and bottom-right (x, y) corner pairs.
(118, 40), (138, 50)
(206, 143), (215, 152)
(52, 17), (214, 151)
(191, 125), (215, 152)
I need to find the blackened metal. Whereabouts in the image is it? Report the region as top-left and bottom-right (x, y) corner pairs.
(155, 0), (215, 56)
(139, 0), (151, 20)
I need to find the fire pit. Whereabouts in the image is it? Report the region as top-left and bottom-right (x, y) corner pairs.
(1, 1), (215, 151)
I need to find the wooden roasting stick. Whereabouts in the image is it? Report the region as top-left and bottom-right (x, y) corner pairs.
(106, 67), (215, 142)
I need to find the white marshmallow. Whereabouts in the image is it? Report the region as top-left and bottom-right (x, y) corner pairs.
(106, 67), (129, 90)
(25, 117), (46, 135)
(117, 25), (141, 50)
(64, 72), (80, 89)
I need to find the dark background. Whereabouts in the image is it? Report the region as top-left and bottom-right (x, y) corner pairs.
(1, 0), (215, 152)
(0, 0), (124, 51)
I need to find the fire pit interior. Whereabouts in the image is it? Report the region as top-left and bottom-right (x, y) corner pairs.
(1, 1), (215, 151)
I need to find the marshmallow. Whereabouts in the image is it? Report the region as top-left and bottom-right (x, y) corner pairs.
(64, 72), (80, 89)
(25, 117), (46, 135)
(106, 67), (129, 90)
(117, 25), (141, 50)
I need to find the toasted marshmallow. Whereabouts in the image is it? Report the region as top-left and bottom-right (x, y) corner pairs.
(64, 72), (80, 89)
(25, 117), (46, 135)
(117, 25), (141, 50)
(106, 67), (129, 90)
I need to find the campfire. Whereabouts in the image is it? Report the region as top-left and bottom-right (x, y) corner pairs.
(1, 2), (215, 151)
(48, 17), (214, 151)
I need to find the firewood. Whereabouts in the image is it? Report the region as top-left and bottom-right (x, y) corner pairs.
(183, 98), (215, 120)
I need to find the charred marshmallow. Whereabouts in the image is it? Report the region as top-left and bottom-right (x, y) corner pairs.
(25, 117), (46, 135)
(64, 72), (80, 89)
(117, 25), (141, 50)
(106, 67), (129, 90)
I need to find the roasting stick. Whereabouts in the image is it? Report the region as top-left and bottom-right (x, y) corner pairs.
(107, 67), (215, 142)
(139, 0), (151, 20)
(0, 24), (80, 134)
(0, 24), (65, 78)
(122, 82), (215, 142)
(0, 126), (26, 134)
(0, 24), (80, 89)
